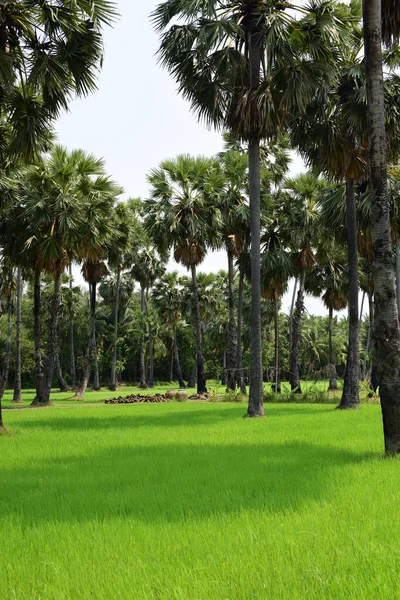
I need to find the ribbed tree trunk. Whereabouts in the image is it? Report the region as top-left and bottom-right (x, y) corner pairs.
(145, 292), (154, 388)
(328, 306), (338, 391)
(396, 241), (400, 321)
(187, 363), (196, 388)
(221, 352), (226, 386)
(360, 290), (366, 322)
(0, 293), (13, 402)
(363, 292), (373, 381)
(12, 266), (22, 403)
(33, 270), (44, 404)
(173, 327), (185, 388)
(35, 272), (62, 406)
(75, 282), (97, 399)
(69, 263), (76, 390)
(226, 248), (237, 390)
(246, 23), (264, 417)
(139, 282), (147, 389)
(364, 0), (400, 452)
(93, 336), (100, 391)
(273, 294), (281, 394)
(236, 260), (247, 394)
(55, 352), (69, 392)
(290, 271), (305, 393)
(191, 264), (207, 394)
(289, 276), (298, 354)
(338, 180), (359, 408)
(109, 265), (121, 391)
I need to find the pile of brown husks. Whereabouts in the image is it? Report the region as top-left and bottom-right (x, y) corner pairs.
(105, 394), (168, 405)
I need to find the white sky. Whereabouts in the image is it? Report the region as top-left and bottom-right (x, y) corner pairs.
(55, 0), (354, 319)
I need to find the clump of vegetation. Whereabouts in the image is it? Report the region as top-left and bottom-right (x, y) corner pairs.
(221, 390), (247, 403)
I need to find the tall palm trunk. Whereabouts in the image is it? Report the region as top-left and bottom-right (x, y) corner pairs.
(246, 23), (264, 417)
(75, 282), (97, 399)
(55, 352), (69, 392)
(338, 180), (359, 408)
(236, 259), (247, 395)
(289, 276), (298, 353)
(187, 363), (196, 388)
(396, 241), (400, 321)
(12, 266), (22, 403)
(33, 270), (44, 403)
(191, 264), (207, 394)
(226, 248), (237, 390)
(173, 327), (185, 388)
(69, 264), (76, 390)
(109, 265), (121, 391)
(328, 306), (338, 391)
(273, 294), (281, 394)
(145, 292), (154, 388)
(364, 0), (400, 451)
(362, 292), (373, 381)
(93, 337), (100, 391)
(290, 271), (305, 393)
(360, 290), (366, 322)
(0, 292), (13, 402)
(139, 282), (147, 389)
(35, 272), (62, 405)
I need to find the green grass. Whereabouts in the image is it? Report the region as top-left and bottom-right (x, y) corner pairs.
(1, 402), (398, 599)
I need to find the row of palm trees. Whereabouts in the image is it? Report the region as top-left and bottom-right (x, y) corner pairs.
(0, 0), (400, 454)
(152, 0), (400, 452)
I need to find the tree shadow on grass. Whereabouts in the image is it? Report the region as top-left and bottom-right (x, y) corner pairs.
(11, 404), (336, 432)
(1, 440), (374, 527)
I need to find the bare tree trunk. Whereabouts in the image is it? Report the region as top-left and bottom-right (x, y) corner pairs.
(187, 363), (196, 388)
(145, 291), (154, 388)
(360, 290), (366, 322)
(290, 271), (305, 393)
(109, 265), (121, 391)
(226, 248), (237, 390)
(170, 337), (174, 382)
(273, 295), (281, 394)
(289, 276), (298, 355)
(12, 266), (22, 403)
(221, 352), (226, 386)
(236, 259), (247, 394)
(364, 0), (400, 451)
(328, 306), (338, 391)
(93, 336), (100, 391)
(362, 292), (373, 381)
(396, 241), (400, 321)
(33, 270), (44, 404)
(35, 272), (62, 405)
(55, 352), (69, 392)
(338, 180), (360, 408)
(69, 263), (76, 390)
(246, 23), (264, 417)
(173, 327), (185, 388)
(0, 291), (13, 401)
(139, 282), (148, 389)
(75, 282), (97, 399)
(191, 264), (207, 394)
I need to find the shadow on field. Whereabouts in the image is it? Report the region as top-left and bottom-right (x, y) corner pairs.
(1, 438), (373, 526)
(12, 404), (335, 431)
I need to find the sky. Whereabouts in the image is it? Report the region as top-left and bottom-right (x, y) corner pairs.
(54, 0), (339, 318)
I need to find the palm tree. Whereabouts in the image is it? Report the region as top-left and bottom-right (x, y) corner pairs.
(0, 267), (14, 403)
(107, 201), (142, 391)
(218, 150), (249, 390)
(305, 244), (348, 391)
(279, 174), (327, 393)
(76, 189), (123, 398)
(12, 266), (22, 403)
(261, 231), (293, 394)
(363, 0), (400, 452)
(145, 155), (222, 394)
(152, 0), (348, 416)
(0, 1), (116, 163)
(153, 272), (186, 388)
(131, 248), (165, 389)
